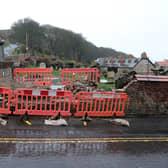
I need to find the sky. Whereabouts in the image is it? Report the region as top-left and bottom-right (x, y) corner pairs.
(0, 0), (168, 62)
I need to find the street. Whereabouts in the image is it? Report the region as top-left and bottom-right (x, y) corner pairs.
(0, 142), (168, 168)
(0, 116), (168, 168)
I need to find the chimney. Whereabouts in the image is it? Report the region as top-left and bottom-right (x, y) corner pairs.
(141, 52), (148, 58)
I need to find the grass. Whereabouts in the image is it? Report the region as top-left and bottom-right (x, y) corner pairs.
(99, 76), (115, 90)
(52, 70), (60, 77)
(27, 65), (40, 68)
(99, 83), (115, 91)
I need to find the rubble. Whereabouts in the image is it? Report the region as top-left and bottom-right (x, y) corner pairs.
(0, 79), (50, 91)
(64, 80), (105, 95)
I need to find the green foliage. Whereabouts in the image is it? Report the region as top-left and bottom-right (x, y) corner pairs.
(122, 69), (128, 73)
(4, 41), (10, 47)
(6, 18), (128, 63)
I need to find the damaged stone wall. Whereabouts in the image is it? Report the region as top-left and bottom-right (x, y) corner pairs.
(125, 80), (168, 117)
(0, 62), (13, 79)
(0, 68), (12, 79)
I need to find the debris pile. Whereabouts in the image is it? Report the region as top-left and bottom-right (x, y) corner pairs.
(64, 80), (105, 95)
(0, 79), (50, 91)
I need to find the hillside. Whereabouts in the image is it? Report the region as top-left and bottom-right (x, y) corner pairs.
(0, 18), (129, 63)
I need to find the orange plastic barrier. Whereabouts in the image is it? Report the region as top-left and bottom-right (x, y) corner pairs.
(74, 92), (129, 117)
(0, 87), (12, 114)
(59, 68), (100, 85)
(14, 89), (73, 116)
(14, 68), (53, 85)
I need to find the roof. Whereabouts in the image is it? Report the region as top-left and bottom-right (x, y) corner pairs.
(156, 60), (168, 66)
(135, 74), (168, 82)
(133, 57), (155, 69)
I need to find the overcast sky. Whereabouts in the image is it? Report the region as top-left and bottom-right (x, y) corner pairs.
(1, 0), (168, 62)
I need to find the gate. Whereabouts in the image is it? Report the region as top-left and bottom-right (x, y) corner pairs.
(74, 92), (129, 117)
(59, 68), (100, 85)
(14, 68), (53, 85)
(0, 87), (12, 114)
(14, 89), (73, 116)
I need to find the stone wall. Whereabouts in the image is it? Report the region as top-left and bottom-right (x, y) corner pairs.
(133, 59), (154, 74)
(0, 68), (12, 79)
(0, 62), (13, 80)
(125, 80), (168, 117)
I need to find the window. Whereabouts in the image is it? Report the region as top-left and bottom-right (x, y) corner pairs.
(134, 59), (138, 63)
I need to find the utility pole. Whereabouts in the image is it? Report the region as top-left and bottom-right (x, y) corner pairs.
(0, 38), (5, 61)
(26, 32), (28, 56)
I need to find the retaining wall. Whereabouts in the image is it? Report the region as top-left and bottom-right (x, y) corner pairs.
(125, 80), (168, 117)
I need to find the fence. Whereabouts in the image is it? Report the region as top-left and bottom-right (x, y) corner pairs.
(0, 87), (12, 114)
(0, 87), (129, 117)
(14, 68), (53, 85)
(59, 68), (100, 85)
(74, 92), (129, 117)
(13, 89), (73, 116)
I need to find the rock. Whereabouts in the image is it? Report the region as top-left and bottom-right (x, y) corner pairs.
(44, 119), (68, 126)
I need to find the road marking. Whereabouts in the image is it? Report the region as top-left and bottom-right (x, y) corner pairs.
(0, 137), (168, 143)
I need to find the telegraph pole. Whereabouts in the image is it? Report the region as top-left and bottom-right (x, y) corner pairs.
(26, 32), (28, 56)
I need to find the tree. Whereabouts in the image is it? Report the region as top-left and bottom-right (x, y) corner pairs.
(10, 18), (43, 55)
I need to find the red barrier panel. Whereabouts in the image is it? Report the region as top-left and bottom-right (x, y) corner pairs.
(14, 68), (53, 85)
(0, 87), (12, 114)
(59, 68), (100, 85)
(14, 89), (73, 116)
(74, 92), (129, 117)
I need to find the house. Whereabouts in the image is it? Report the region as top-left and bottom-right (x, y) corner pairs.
(133, 52), (155, 75)
(155, 59), (168, 70)
(96, 52), (155, 79)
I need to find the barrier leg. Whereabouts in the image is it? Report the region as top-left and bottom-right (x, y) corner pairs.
(20, 111), (32, 126)
(81, 113), (92, 126)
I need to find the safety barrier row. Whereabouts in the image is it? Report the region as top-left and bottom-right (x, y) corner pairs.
(14, 68), (53, 85)
(0, 87), (12, 114)
(74, 92), (129, 117)
(0, 87), (129, 117)
(59, 68), (100, 85)
(13, 68), (100, 86)
(13, 89), (73, 116)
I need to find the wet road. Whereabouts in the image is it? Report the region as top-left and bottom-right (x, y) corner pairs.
(0, 142), (168, 168)
(1, 117), (168, 138)
(0, 117), (168, 167)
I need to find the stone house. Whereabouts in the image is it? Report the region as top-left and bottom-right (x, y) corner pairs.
(132, 52), (155, 75)
(96, 53), (155, 79)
